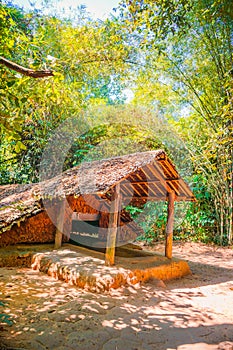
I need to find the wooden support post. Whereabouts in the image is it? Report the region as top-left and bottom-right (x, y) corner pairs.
(105, 183), (121, 266)
(165, 191), (175, 259)
(54, 199), (66, 249)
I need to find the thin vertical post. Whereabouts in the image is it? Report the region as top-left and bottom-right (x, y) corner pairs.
(105, 183), (121, 266)
(165, 191), (175, 259)
(54, 199), (66, 249)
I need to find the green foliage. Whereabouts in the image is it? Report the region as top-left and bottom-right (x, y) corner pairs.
(126, 172), (224, 246)
(0, 3), (133, 184)
(70, 122), (162, 167)
(174, 174), (217, 243)
(119, 0), (192, 40)
(1, 0), (232, 247)
(119, 0), (233, 245)
(126, 202), (167, 244)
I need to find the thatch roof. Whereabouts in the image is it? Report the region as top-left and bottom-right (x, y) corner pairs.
(0, 150), (195, 234)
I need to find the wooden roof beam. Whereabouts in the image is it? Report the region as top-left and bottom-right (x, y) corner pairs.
(147, 163), (173, 195)
(105, 183), (121, 266)
(165, 191), (175, 259)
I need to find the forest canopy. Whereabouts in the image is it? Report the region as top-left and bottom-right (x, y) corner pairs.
(0, 0), (232, 245)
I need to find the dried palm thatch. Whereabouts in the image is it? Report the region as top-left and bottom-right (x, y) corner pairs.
(35, 149), (194, 199)
(0, 150), (195, 246)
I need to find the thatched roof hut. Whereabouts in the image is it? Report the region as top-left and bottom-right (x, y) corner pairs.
(0, 150), (195, 264)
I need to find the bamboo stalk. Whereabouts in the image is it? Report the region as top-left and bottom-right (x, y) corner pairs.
(220, 203), (224, 245)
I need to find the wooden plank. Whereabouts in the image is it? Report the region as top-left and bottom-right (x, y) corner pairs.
(54, 199), (66, 249)
(132, 182), (147, 197)
(149, 182), (164, 196)
(166, 179), (180, 195)
(131, 183), (141, 197)
(119, 183), (133, 197)
(73, 212), (100, 221)
(165, 191), (176, 259)
(105, 183), (121, 266)
(124, 180), (166, 185)
(147, 163), (173, 194)
(135, 182), (148, 195)
(124, 195), (162, 198)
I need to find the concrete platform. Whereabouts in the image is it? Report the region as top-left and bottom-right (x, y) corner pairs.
(0, 243), (191, 292)
(31, 243), (191, 292)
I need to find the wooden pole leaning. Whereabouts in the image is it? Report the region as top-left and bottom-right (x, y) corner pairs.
(165, 191), (176, 259)
(105, 183), (121, 266)
(54, 199), (66, 249)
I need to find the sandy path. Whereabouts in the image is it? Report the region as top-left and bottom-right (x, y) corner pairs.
(0, 242), (233, 350)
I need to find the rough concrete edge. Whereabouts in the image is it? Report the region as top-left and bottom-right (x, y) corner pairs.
(131, 260), (191, 282)
(31, 252), (130, 292)
(31, 251), (191, 293)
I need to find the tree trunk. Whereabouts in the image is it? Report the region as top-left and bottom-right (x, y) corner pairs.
(0, 56), (54, 78)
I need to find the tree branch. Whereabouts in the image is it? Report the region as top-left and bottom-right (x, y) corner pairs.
(0, 56), (54, 78)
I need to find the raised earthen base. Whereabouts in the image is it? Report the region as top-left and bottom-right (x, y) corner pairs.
(0, 243), (191, 292)
(31, 243), (191, 292)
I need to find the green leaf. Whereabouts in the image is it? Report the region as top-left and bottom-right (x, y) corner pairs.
(6, 80), (16, 88)
(15, 141), (26, 153)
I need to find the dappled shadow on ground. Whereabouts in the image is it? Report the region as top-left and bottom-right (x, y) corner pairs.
(146, 241), (233, 288)
(0, 242), (233, 350)
(0, 269), (233, 350)
(148, 241), (233, 269)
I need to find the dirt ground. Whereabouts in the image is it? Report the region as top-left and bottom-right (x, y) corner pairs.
(0, 241), (233, 350)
